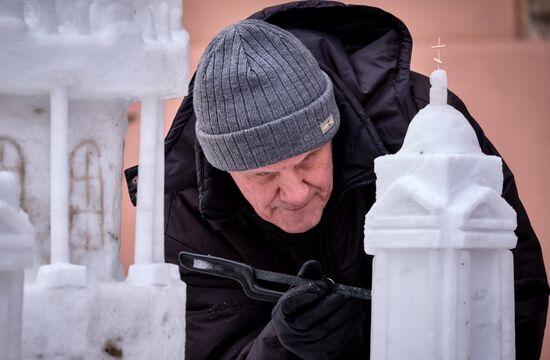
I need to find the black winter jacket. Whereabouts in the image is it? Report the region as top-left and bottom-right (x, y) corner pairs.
(126, 2), (549, 359)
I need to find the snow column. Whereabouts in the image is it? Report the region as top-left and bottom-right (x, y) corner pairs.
(35, 88), (87, 288)
(134, 97), (157, 265)
(153, 101), (165, 263)
(127, 96), (171, 285)
(49, 87), (69, 264)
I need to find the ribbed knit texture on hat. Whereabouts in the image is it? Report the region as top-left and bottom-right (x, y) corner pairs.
(193, 19), (340, 171)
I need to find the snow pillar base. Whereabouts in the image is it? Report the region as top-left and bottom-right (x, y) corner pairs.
(126, 263), (174, 286)
(36, 263), (87, 288)
(23, 281), (187, 359)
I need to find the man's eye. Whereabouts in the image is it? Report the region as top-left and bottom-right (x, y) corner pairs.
(252, 172), (276, 183)
(298, 155), (315, 169)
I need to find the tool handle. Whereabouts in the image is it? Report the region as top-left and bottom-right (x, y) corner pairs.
(179, 251), (284, 301)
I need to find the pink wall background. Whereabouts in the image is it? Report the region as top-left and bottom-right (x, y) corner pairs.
(121, 1), (550, 357)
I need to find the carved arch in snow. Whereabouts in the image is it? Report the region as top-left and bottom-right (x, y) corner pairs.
(69, 140), (104, 256)
(454, 185), (517, 231)
(365, 176), (442, 229)
(0, 136), (26, 208)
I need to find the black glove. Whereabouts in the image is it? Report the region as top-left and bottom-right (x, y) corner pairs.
(271, 260), (364, 360)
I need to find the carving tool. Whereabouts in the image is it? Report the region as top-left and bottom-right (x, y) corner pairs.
(178, 251), (371, 302)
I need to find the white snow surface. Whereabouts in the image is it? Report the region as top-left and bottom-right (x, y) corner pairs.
(0, 172), (34, 270)
(36, 262), (87, 287)
(0, 172), (34, 360)
(23, 279), (187, 360)
(0, 95), (128, 283)
(0, 0), (188, 99)
(0, 172), (20, 209)
(398, 104), (482, 155)
(364, 70), (517, 359)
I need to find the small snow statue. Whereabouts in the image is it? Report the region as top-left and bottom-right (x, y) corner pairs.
(364, 69), (517, 360)
(0, 172), (34, 360)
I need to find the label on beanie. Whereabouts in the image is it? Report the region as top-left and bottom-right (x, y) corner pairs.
(320, 114), (335, 134)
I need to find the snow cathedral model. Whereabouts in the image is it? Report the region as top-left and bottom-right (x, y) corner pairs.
(364, 68), (517, 360)
(0, 1), (188, 359)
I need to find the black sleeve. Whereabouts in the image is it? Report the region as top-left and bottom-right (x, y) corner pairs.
(164, 191), (297, 360)
(448, 92), (550, 359)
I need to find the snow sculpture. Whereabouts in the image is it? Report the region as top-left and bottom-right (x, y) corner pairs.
(364, 69), (517, 360)
(0, 0), (188, 358)
(0, 172), (34, 360)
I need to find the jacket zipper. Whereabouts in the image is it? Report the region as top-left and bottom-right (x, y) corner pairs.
(319, 176), (376, 277)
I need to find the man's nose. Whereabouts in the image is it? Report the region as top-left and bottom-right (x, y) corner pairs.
(278, 172), (309, 205)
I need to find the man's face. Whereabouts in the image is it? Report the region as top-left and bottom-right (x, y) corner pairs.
(229, 142), (333, 234)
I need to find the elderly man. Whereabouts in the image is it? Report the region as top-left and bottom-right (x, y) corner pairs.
(127, 2), (548, 359)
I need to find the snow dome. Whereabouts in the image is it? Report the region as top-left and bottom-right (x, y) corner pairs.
(399, 70), (482, 156)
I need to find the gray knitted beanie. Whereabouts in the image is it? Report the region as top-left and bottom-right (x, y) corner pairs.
(193, 19), (340, 171)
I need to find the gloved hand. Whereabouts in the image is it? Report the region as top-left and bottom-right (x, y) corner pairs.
(271, 260), (364, 360)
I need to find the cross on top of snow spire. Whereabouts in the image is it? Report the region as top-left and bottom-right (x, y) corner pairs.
(431, 37), (446, 69)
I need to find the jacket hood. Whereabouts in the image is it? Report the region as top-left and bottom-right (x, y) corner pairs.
(162, 1), (417, 221)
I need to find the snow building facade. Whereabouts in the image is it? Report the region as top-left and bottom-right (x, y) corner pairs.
(0, 1), (189, 358)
